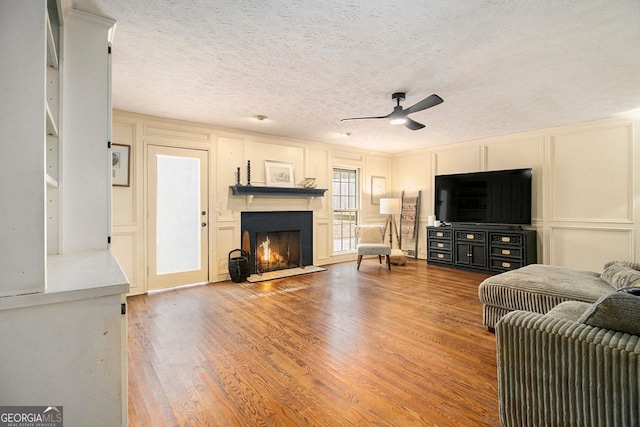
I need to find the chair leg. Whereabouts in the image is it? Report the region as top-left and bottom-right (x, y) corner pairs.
(386, 255), (391, 270)
(378, 255), (382, 264)
(357, 255), (362, 270)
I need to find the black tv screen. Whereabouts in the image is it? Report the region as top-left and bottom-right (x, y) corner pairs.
(434, 168), (532, 225)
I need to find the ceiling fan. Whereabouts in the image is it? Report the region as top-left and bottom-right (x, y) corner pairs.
(341, 92), (443, 131)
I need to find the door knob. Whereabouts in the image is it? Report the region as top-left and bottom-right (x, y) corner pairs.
(201, 222), (207, 227)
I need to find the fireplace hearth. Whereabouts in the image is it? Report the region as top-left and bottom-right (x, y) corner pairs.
(241, 211), (313, 274)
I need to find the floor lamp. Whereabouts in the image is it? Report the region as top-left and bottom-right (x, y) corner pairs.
(380, 198), (401, 248)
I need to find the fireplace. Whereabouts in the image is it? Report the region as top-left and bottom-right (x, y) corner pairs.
(241, 211), (313, 274)
(255, 230), (300, 273)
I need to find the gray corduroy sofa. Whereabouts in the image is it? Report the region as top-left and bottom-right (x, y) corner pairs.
(496, 294), (640, 427)
(480, 261), (640, 426)
(477, 261), (640, 330)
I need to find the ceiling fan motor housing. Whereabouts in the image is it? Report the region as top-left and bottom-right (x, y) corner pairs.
(392, 92), (406, 103)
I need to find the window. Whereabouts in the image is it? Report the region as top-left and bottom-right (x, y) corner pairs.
(333, 168), (358, 253)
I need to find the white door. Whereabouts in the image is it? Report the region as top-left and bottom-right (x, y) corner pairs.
(147, 145), (209, 290)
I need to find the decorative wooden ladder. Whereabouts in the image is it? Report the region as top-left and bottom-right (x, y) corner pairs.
(399, 190), (421, 258)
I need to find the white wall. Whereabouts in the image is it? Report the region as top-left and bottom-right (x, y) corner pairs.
(113, 111), (640, 295)
(112, 111), (393, 295)
(393, 116), (640, 272)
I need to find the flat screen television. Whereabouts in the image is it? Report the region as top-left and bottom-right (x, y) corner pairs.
(434, 168), (532, 226)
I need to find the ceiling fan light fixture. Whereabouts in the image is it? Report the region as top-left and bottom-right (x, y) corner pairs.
(340, 92), (443, 131)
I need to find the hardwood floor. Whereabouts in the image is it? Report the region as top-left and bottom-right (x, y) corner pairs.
(127, 259), (498, 426)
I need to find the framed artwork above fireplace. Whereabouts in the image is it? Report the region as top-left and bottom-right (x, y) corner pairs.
(265, 160), (295, 187)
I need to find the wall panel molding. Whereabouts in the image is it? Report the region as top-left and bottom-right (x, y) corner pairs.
(433, 145), (482, 175)
(549, 225), (634, 272)
(111, 231), (141, 294)
(315, 221), (330, 261)
(549, 123), (633, 222)
(144, 122), (211, 143)
(485, 136), (544, 221)
(113, 109), (640, 285)
(216, 224), (237, 277)
(112, 121), (138, 226)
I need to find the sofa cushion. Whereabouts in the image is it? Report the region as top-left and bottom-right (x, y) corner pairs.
(479, 264), (611, 306)
(545, 301), (592, 322)
(577, 290), (640, 336)
(600, 261), (640, 290)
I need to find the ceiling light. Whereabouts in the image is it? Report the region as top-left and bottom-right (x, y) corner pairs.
(339, 132), (351, 137)
(253, 114), (268, 121)
(390, 118), (406, 125)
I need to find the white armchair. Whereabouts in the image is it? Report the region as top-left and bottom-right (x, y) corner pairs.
(355, 225), (391, 271)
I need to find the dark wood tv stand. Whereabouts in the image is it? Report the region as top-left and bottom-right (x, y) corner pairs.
(427, 225), (537, 274)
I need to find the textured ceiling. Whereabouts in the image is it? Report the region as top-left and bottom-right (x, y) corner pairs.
(72, 0), (640, 153)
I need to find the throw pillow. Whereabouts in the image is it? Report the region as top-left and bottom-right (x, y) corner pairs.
(600, 261), (640, 290)
(603, 260), (640, 271)
(577, 291), (640, 336)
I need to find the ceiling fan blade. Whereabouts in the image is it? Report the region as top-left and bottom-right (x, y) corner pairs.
(404, 94), (444, 115)
(404, 117), (425, 131)
(341, 114), (390, 122)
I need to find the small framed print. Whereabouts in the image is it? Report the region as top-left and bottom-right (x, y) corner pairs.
(371, 176), (386, 205)
(265, 160), (295, 187)
(112, 144), (130, 187)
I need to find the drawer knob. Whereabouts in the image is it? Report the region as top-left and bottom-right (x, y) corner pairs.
(502, 249), (511, 255)
(501, 237), (511, 243)
(502, 262), (511, 268)
(436, 232), (443, 237)
(437, 243), (444, 248)
(437, 254), (444, 259)
(466, 234), (475, 240)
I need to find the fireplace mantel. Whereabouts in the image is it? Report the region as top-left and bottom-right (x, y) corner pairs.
(229, 185), (327, 206)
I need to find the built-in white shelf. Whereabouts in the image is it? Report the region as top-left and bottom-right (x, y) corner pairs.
(46, 8), (59, 69)
(46, 173), (59, 188)
(0, 251), (128, 311)
(45, 3), (60, 257)
(45, 102), (58, 136)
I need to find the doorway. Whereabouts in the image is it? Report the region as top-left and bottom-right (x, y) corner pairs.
(146, 145), (209, 290)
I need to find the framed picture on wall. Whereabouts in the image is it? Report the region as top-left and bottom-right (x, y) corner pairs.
(112, 144), (130, 187)
(371, 176), (385, 204)
(265, 160), (295, 187)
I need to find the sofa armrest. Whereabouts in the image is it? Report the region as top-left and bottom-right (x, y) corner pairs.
(496, 310), (640, 427)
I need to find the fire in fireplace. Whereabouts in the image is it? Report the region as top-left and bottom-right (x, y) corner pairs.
(255, 231), (300, 273)
(241, 211), (313, 275)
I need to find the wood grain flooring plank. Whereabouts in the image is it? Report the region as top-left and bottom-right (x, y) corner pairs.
(128, 260), (499, 426)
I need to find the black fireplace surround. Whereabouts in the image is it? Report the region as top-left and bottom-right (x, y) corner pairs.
(241, 211), (313, 274)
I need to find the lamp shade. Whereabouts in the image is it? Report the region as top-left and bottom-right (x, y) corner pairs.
(379, 198), (401, 215)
